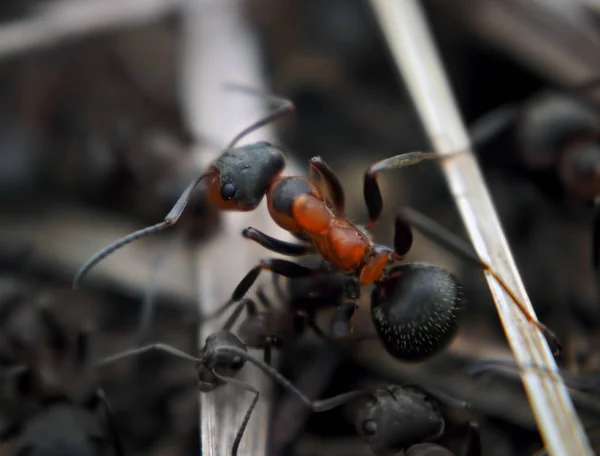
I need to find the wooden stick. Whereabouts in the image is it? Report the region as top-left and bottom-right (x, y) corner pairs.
(368, 1), (594, 455)
(178, 1), (300, 455)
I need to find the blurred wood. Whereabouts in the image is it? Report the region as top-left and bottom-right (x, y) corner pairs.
(179, 1), (301, 455)
(0, 204), (195, 305)
(369, 1), (593, 455)
(440, 0), (600, 96)
(0, 0), (183, 61)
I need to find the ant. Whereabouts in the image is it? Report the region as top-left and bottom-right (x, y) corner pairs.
(345, 383), (480, 456)
(0, 289), (123, 455)
(72, 87), (560, 359)
(95, 329), (371, 456)
(468, 81), (600, 280)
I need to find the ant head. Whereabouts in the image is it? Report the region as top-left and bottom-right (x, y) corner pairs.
(371, 263), (463, 362)
(405, 443), (456, 456)
(558, 140), (600, 200)
(348, 385), (444, 454)
(205, 141), (285, 211)
(197, 331), (247, 391)
(518, 92), (600, 170)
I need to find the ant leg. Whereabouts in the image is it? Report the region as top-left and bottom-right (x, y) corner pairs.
(204, 259), (328, 320)
(468, 103), (519, 148)
(263, 336), (283, 365)
(243, 227), (314, 256)
(223, 84), (295, 149)
(96, 343), (200, 367)
(394, 214), (414, 256)
(255, 286), (273, 309)
(455, 422), (481, 456)
(88, 389), (125, 456)
(397, 206), (562, 354)
(73, 170), (212, 289)
(210, 371), (260, 456)
(467, 358), (597, 392)
(364, 151), (463, 230)
(330, 277), (361, 337)
(222, 298), (257, 332)
(309, 156), (346, 215)
(218, 346), (369, 412)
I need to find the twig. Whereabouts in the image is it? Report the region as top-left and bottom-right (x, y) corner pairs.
(0, 0), (183, 61)
(446, 0), (600, 95)
(368, 1), (593, 455)
(179, 1), (300, 455)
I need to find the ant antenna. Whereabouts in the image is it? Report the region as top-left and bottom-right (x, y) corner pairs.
(72, 171), (211, 289)
(468, 358), (599, 392)
(223, 83), (295, 149)
(397, 207), (562, 354)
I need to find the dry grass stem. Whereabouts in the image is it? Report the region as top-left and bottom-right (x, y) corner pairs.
(450, 0), (600, 94)
(0, 0), (183, 61)
(179, 1), (301, 454)
(369, 0), (593, 454)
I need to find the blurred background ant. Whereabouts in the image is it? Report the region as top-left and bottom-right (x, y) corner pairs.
(468, 82), (600, 284)
(0, 284), (123, 455)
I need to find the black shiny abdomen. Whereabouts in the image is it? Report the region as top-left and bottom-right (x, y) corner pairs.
(371, 263), (463, 362)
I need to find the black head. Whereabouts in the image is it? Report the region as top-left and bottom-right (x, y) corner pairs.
(371, 263), (463, 362)
(197, 331), (247, 391)
(518, 91), (600, 169)
(348, 385), (444, 454)
(205, 141), (286, 211)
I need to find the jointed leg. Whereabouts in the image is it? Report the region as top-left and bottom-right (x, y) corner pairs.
(96, 343), (200, 367)
(468, 103), (519, 148)
(209, 372), (260, 456)
(203, 259), (328, 321)
(222, 298), (257, 332)
(330, 277), (362, 338)
(309, 156), (346, 216)
(242, 227), (314, 256)
(89, 389), (125, 456)
(364, 151), (463, 230)
(397, 206), (561, 354)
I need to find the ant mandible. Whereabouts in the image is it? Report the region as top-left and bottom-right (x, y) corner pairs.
(73, 87), (560, 356)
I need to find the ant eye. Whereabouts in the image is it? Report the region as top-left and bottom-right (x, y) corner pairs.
(220, 183), (236, 201)
(361, 419), (377, 436)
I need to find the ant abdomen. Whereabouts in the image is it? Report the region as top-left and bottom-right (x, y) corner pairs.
(371, 263), (463, 362)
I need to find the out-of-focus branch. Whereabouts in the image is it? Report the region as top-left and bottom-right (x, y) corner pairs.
(368, 1), (593, 455)
(441, 0), (600, 97)
(0, 0), (183, 61)
(179, 1), (300, 455)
